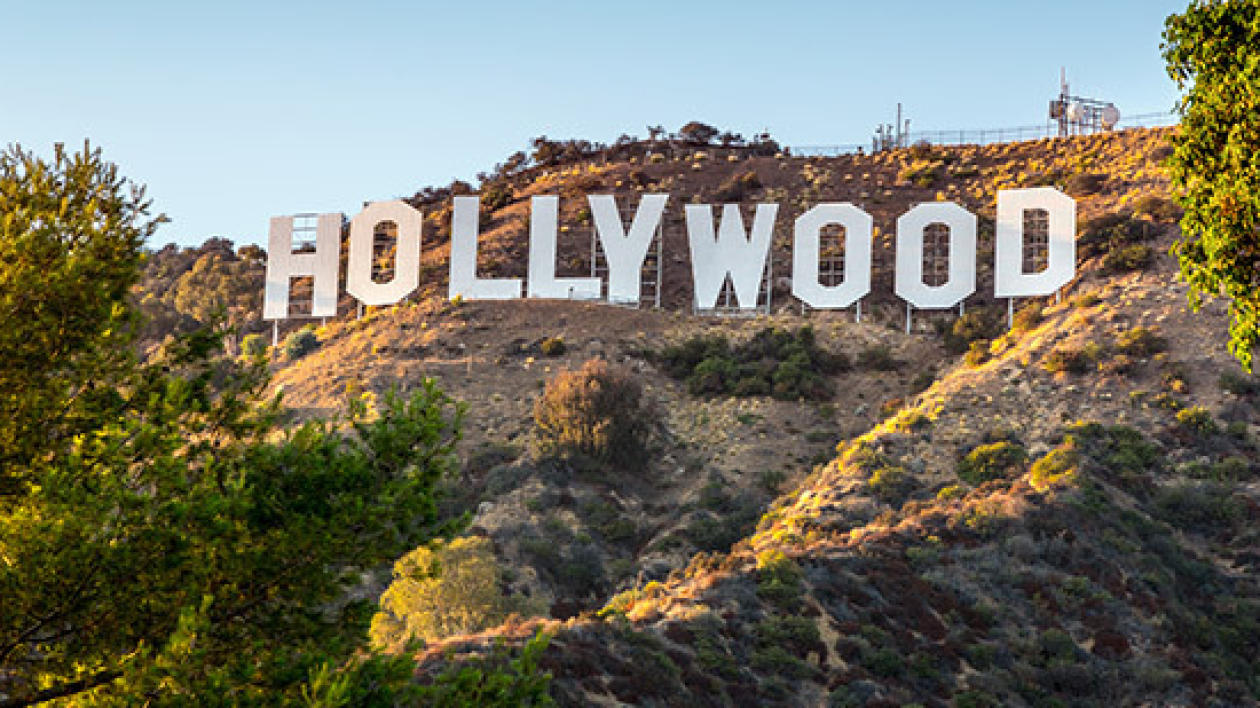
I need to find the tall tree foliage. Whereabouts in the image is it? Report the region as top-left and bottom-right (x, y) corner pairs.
(0, 143), (156, 483)
(1163, 1), (1260, 370)
(0, 144), (467, 704)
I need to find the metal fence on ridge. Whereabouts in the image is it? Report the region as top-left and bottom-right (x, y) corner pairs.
(789, 111), (1179, 158)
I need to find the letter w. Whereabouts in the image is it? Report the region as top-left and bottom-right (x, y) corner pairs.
(684, 203), (777, 310)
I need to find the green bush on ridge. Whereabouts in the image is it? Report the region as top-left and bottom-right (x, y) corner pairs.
(655, 326), (848, 400)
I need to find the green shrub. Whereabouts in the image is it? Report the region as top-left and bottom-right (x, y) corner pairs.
(755, 615), (821, 654)
(1154, 482), (1243, 529)
(1220, 370), (1260, 396)
(283, 326), (319, 359)
(656, 326), (846, 400)
(863, 647), (905, 678)
(1132, 195), (1181, 222)
(1012, 303), (1044, 332)
(1161, 360), (1191, 393)
(751, 645), (815, 679)
(893, 410), (931, 432)
(412, 630), (553, 705)
(1184, 456), (1253, 482)
(755, 549), (804, 611)
(944, 309), (1003, 354)
(1212, 456), (1252, 481)
(688, 355), (739, 395)
(539, 336), (566, 356)
(533, 358), (650, 469)
(557, 542), (605, 597)
(957, 441), (1028, 485)
(1100, 352), (1137, 376)
(759, 469), (788, 493)
(1103, 244), (1155, 273)
(481, 182), (514, 211)
(1043, 346), (1093, 374)
(687, 486), (760, 551)
(1176, 405), (1218, 436)
(1114, 327), (1166, 357)
(1078, 211), (1159, 260)
(909, 370), (936, 394)
(579, 500), (638, 544)
(1030, 446), (1081, 491)
(965, 643), (997, 670)
(1038, 629), (1078, 663)
(899, 160), (943, 188)
(868, 465), (918, 504)
(1063, 422), (1160, 485)
(370, 536), (542, 650)
(240, 333), (267, 358)
(964, 340), (990, 367)
(857, 344), (900, 371)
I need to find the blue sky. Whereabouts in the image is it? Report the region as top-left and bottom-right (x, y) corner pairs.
(1, 0), (1187, 248)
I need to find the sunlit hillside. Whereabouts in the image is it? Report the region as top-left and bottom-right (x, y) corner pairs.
(215, 126), (1260, 705)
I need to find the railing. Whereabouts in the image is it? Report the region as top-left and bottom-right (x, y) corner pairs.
(790, 111), (1179, 157)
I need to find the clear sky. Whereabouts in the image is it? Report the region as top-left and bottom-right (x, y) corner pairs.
(1, 0), (1187, 248)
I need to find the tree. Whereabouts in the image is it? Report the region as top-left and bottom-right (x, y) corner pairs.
(0, 144), (468, 704)
(678, 121), (719, 146)
(135, 239), (268, 347)
(0, 142), (157, 479)
(370, 536), (543, 652)
(1163, 2), (1260, 370)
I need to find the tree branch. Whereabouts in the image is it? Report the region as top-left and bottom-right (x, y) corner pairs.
(0, 669), (121, 708)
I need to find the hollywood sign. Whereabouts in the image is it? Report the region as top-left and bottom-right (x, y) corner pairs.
(263, 188), (1074, 319)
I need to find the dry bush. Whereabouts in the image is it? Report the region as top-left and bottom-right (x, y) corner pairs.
(1065, 172), (1106, 196)
(712, 170), (762, 202)
(533, 358), (650, 470)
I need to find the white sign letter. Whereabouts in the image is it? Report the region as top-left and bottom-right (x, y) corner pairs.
(263, 213), (341, 320)
(685, 203), (778, 310)
(791, 203), (872, 309)
(895, 202), (977, 309)
(527, 195), (601, 300)
(590, 194), (668, 304)
(345, 200), (422, 306)
(449, 195), (523, 300)
(994, 187), (1076, 298)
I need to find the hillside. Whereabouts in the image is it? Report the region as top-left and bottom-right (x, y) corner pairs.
(258, 126), (1260, 705)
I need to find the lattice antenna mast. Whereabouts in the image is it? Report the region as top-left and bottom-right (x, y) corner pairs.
(1049, 69), (1120, 137)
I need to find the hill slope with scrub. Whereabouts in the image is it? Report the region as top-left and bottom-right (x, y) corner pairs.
(147, 125), (1260, 704)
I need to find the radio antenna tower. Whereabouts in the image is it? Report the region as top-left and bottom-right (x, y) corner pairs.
(1049, 68), (1120, 136)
